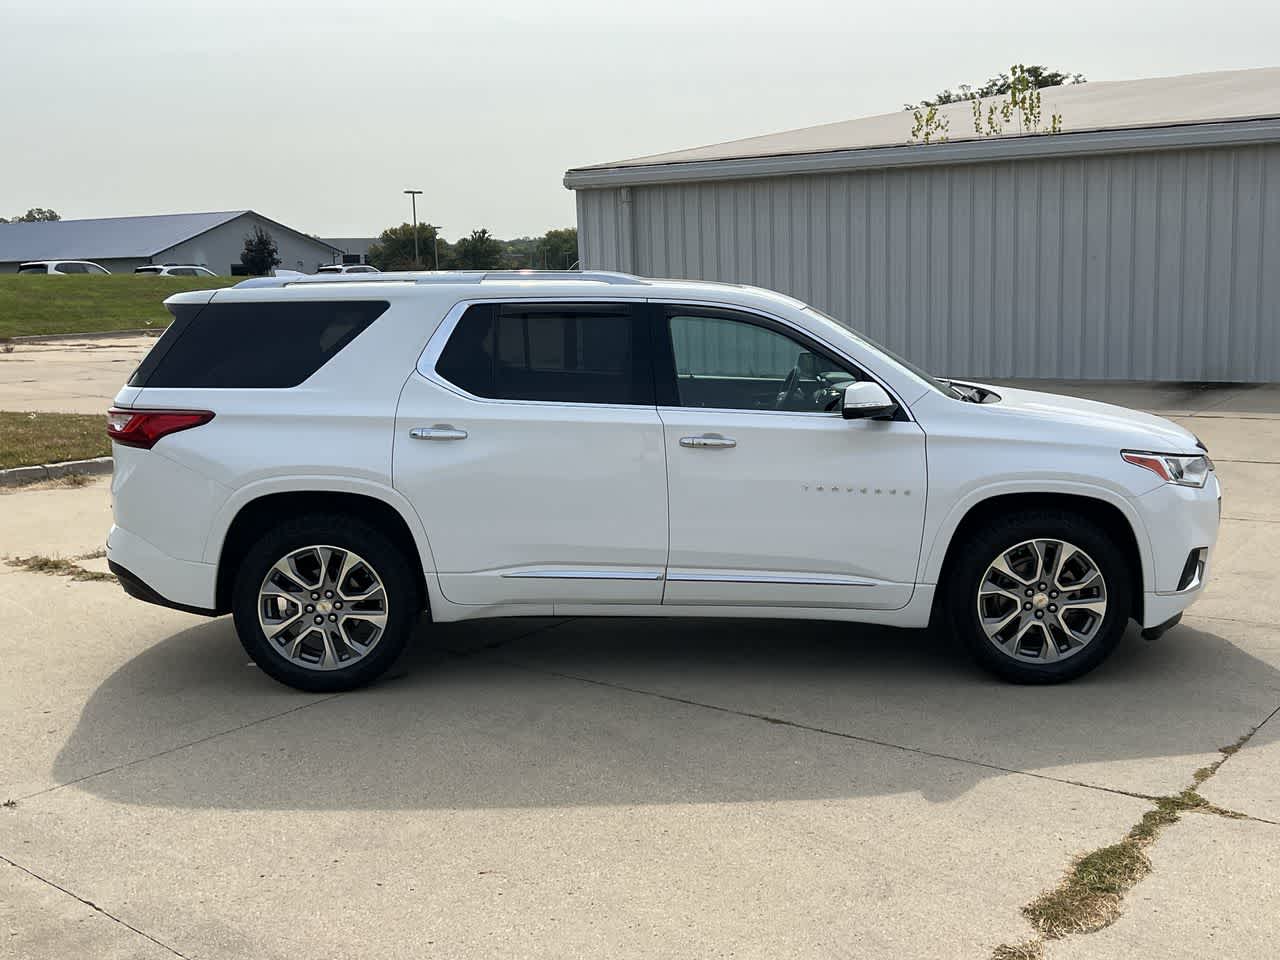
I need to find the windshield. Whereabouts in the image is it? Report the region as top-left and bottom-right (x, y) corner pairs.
(802, 306), (964, 399)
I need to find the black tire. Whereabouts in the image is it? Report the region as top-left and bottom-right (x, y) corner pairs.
(232, 513), (423, 692)
(945, 508), (1132, 684)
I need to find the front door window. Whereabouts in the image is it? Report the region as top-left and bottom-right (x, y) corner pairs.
(667, 312), (855, 414)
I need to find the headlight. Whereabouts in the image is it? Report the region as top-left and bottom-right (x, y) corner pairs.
(1122, 451), (1214, 488)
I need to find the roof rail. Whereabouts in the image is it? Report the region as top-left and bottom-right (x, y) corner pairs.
(476, 270), (647, 285)
(234, 269), (648, 290)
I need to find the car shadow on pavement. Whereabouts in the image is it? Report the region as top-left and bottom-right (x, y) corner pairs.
(51, 613), (1280, 810)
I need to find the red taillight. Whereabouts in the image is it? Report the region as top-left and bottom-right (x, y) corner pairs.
(106, 408), (214, 450)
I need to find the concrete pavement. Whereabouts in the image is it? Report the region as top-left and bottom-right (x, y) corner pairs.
(0, 334), (154, 414)
(2, 386), (1279, 959)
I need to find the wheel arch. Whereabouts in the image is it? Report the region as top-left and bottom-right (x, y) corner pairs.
(925, 488), (1150, 625)
(209, 481), (438, 615)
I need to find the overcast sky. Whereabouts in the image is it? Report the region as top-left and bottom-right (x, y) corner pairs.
(3, 0), (1276, 241)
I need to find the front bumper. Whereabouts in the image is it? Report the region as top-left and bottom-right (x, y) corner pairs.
(1134, 472), (1222, 627)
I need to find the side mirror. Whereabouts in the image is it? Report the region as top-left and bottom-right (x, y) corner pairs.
(842, 381), (896, 420)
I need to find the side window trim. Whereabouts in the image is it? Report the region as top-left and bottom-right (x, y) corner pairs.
(421, 298), (658, 410)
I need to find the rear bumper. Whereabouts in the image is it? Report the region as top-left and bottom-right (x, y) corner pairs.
(109, 560), (219, 617)
(106, 524), (220, 614)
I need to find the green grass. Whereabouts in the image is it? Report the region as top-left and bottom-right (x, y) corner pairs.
(0, 274), (239, 338)
(0, 411), (110, 468)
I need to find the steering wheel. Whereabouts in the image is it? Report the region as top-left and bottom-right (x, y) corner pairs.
(774, 365), (804, 410)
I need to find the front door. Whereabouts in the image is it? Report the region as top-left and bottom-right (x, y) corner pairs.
(394, 300), (667, 606)
(655, 305), (927, 609)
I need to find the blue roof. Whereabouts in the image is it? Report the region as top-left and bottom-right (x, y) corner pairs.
(0, 210), (328, 262)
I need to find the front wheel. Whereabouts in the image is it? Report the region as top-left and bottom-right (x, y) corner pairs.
(232, 514), (422, 692)
(945, 509), (1132, 683)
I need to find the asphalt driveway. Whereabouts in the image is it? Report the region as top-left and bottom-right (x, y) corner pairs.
(1, 384), (1278, 959)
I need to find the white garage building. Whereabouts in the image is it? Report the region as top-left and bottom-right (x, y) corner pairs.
(0, 210), (340, 275)
(566, 68), (1280, 382)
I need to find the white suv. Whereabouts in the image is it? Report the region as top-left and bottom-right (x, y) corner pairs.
(18, 260), (110, 274)
(106, 271), (1220, 691)
(134, 265), (219, 277)
(315, 264), (378, 275)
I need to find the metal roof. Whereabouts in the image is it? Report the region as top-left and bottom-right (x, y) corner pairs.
(565, 67), (1280, 188)
(0, 210), (339, 263)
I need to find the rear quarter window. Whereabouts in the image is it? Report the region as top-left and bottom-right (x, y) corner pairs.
(129, 300), (389, 388)
(434, 302), (653, 405)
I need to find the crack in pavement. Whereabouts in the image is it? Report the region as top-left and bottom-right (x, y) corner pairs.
(493, 656), (1206, 809)
(1184, 611), (1280, 631)
(15, 693), (344, 803)
(991, 698), (1280, 956)
(1, 854), (191, 958)
(450, 617), (1280, 817)
(14, 618), (566, 805)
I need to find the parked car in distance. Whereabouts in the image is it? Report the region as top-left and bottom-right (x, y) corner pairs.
(106, 271), (1220, 692)
(17, 260), (110, 274)
(134, 264), (219, 277)
(315, 264), (378, 275)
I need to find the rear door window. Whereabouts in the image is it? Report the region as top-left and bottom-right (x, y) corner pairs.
(434, 302), (653, 405)
(129, 300), (389, 388)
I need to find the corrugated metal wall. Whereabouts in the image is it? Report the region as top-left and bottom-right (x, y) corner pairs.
(576, 143), (1280, 381)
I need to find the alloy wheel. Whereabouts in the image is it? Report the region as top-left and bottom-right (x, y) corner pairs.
(976, 538), (1108, 664)
(257, 545), (389, 671)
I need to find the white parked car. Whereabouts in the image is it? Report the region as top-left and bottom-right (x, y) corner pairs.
(315, 264), (378, 275)
(134, 264), (219, 277)
(17, 260), (110, 274)
(106, 271), (1220, 691)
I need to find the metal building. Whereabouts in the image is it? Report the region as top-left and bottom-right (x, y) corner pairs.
(0, 210), (341, 275)
(565, 68), (1280, 382)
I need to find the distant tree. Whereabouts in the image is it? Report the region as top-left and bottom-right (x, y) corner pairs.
(240, 225), (281, 275)
(368, 223), (578, 272)
(499, 235), (541, 268)
(452, 228), (505, 270)
(1, 207), (61, 224)
(905, 65), (1084, 109)
(538, 227), (579, 270)
(366, 222), (444, 270)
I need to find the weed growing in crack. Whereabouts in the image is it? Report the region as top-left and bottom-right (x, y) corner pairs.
(992, 733), (1261, 957)
(4, 554), (115, 582)
(991, 939), (1043, 960)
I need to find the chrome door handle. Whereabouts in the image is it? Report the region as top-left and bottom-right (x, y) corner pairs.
(679, 434), (736, 449)
(409, 425), (468, 441)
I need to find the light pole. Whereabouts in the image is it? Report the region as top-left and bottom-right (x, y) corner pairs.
(403, 189), (422, 268)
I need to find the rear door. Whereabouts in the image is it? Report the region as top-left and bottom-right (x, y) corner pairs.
(393, 300), (668, 607)
(654, 303), (927, 610)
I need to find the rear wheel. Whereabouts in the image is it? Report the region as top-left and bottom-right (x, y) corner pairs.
(232, 514), (422, 692)
(946, 509), (1132, 683)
